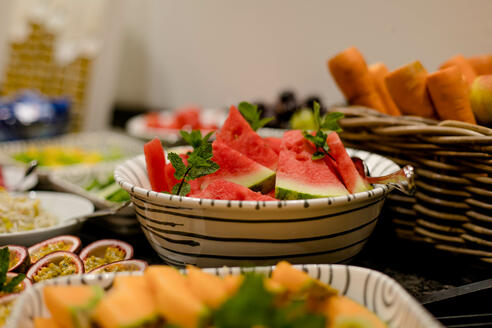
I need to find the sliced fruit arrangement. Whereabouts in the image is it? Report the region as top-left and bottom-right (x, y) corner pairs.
(79, 239), (134, 273)
(27, 251), (84, 283)
(35, 261), (387, 328)
(88, 259), (148, 274)
(145, 106), (218, 132)
(145, 101), (373, 201)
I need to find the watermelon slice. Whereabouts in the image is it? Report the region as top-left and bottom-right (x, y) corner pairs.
(194, 179), (276, 201)
(263, 137), (283, 155)
(275, 130), (349, 199)
(216, 106), (279, 170)
(201, 141), (276, 193)
(144, 138), (169, 192)
(326, 132), (372, 193)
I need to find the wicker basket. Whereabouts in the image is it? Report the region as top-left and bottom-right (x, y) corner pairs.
(334, 106), (492, 264)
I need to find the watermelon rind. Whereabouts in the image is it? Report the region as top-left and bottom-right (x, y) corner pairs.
(275, 178), (349, 200)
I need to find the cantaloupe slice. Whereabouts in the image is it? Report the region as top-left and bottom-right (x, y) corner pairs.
(324, 295), (387, 328)
(43, 285), (103, 328)
(92, 288), (158, 328)
(271, 261), (312, 293)
(223, 274), (243, 296)
(145, 266), (209, 328)
(111, 275), (149, 292)
(186, 266), (228, 309)
(34, 317), (62, 328)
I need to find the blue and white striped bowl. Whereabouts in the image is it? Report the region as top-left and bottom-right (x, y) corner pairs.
(114, 149), (400, 267)
(6, 264), (442, 328)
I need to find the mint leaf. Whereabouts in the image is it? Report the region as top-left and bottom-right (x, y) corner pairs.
(3, 273), (25, 293)
(168, 152), (187, 180)
(321, 112), (344, 132)
(238, 101), (273, 131)
(168, 130), (220, 195)
(0, 248), (8, 287)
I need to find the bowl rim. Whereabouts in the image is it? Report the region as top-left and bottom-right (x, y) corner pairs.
(114, 149), (397, 210)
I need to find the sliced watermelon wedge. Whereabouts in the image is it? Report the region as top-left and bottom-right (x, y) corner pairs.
(263, 137), (283, 155)
(144, 138), (169, 192)
(326, 132), (372, 194)
(275, 130), (348, 199)
(194, 179), (276, 201)
(201, 141), (275, 193)
(216, 106), (279, 170)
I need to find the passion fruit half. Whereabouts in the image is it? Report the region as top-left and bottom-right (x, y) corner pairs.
(88, 259), (148, 274)
(79, 239), (133, 272)
(26, 251), (84, 283)
(28, 235), (82, 264)
(0, 272), (32, 301)
(0, 245), (29, 273)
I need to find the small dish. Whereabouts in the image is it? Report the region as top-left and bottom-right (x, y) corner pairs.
(126, 108), (226, 143)
(6, 264), (442, 328)
(0, 191), (94, 246)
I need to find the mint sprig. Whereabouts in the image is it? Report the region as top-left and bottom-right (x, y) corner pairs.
(302, 102), (344, 161)
(0, 247), (26, 293)
(168, 130), (219, 196)
(238, 102), (273, 131)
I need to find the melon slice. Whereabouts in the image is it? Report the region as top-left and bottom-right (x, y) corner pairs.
(326, 132), (372, 194)
(216, 105), (279, 170)
(263, 137), (283, 155)
(186, 266), (228, 309)
(324, 295), (387, 328)
(203, 141), (275, 193)
(145, 266), (209, 328)
(43, 285), (104, 328)
(275, 130), (348, 199)
(144, 138), (169, 192)
(92, 276), (158, 328)
(34, 317), (62, 328)
(271, 261), (312, 293)
(195, 179), (276, 201)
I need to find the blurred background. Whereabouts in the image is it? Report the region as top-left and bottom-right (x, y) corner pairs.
(0, 0), (491, 136)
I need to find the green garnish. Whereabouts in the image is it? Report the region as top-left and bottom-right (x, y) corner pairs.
(212, 273), (325, 328)
(168, 130), (219, 196)
(302, 102), (344, 161)
(238, 101), (274, 131)
(0, 248), (25, 293)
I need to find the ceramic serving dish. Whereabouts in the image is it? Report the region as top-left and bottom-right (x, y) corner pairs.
(0, 191), (94, 246)
(115, 149), (401, 267)
(0, 131), (144, 180)
(6, 264), (442, 328)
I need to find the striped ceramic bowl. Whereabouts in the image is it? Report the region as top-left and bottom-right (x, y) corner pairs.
(7, 264), (441, 328)
(114, 149), (400, 267)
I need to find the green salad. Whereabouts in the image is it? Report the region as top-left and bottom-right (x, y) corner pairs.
(85, 175), (130, 203)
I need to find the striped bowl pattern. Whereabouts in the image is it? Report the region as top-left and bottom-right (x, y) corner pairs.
(7, 264), (442, 328)
(115, 149), (400, 267)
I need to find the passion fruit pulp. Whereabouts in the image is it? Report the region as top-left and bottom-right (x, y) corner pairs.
(26, 251), (84, 283)
(0, 245), (29, 273)
(79, 239), (133, 272)
(28, 235), (82, 264)
(88, 259), (148, 274)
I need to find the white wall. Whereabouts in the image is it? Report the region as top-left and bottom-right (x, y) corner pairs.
(115, 0), (492, 110)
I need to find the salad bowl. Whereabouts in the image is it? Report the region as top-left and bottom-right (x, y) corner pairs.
(115, 149), (402, 267)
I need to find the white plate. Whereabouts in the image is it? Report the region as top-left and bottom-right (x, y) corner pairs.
(0, 191), (94, 246)
(6, 264), (442, 328)
(0, 131), (144, 179)
(126, 108), (227, 143)
(1, 166), (38, 191)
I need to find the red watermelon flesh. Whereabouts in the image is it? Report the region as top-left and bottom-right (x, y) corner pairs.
(144, 138), (169, 192)
(194, 179), (276, 201)
(326, 132), (372, 193)
(201, 140), (275, 193)
(216, 106), (278, 170)
(263, 137), (283, 155)
(164, 153), (202, 195)
(275, 130), (348, 199)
